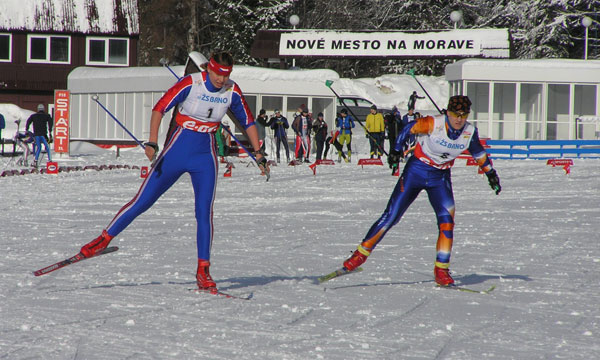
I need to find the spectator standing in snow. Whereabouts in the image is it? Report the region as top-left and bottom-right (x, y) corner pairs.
(407, 91), (425, 111)
(401, 107), (420, 159)
(365, 105), (385, 159)
(402, 107), (419, 128)
(292, 107), (312, 162)
(340, 95), (501, 287)
(312, 112), (328, 161)
(78, 51), (268, 293)
(25, 104), (53, 166)
(293, 105), (304, 119)
(268, 109), (290, 163)
(335, 108), (355, 162)
(256, 109), (269, 154)
(0, 112), (5, 142)
(385, 106), (402, 153)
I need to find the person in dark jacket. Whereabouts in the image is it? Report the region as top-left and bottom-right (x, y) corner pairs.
(385, 107), (402, 153)
(401, 107), (420, 159)
(292, 107), (312, 162)
(256, 109), (269, 154)
(26, 104), (53, 165)
(407, 91), (425, 111)
(0, 112), (5, 141)
(268, 109), (290, 163)
(312, 112), (328, 160)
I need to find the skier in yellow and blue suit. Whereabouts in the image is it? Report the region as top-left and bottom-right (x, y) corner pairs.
(342, 95), (501, 286)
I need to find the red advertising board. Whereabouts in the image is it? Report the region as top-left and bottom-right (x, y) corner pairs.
(53, 90), (70, 153)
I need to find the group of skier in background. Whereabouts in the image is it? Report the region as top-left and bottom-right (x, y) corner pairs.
(243, 93), (426, 166)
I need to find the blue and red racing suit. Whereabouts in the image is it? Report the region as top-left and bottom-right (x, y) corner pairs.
(357, 114), (494, 269)
(104, 71), (255, 260)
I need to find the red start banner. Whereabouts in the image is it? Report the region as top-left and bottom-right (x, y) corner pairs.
(53, 90), (70, 153)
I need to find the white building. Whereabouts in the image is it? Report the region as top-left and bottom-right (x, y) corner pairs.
(67, 64), (339, 146)
(445, 59), (600, 140)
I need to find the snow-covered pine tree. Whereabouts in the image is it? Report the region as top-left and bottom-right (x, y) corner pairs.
(480, 0), (599, 59)
(209, 0), (294, 65)
(137, 0), (598, 74)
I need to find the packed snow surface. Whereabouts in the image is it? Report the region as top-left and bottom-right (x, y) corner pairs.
(1, 136), (599, 359)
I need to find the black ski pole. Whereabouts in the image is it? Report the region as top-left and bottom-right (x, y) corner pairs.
(406, 69), (444, 115)
(325, 80), (389, 157)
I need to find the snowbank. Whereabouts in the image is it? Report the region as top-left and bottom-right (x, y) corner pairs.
(0, 104), (35, 140)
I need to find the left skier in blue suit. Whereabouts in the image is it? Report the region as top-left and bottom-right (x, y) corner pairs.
(79, 51), (268, 292)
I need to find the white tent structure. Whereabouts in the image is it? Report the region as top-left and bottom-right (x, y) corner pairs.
(67, 62), (339, 147)
(445, 59), (600, 140)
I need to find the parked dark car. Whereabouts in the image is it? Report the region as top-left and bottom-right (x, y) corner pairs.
(336, 96), (392, 121)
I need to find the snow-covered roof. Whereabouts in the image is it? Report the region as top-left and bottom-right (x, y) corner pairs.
(68, 66), (341, 97)
(446, 59), (600, 83)
(68, 66), (182, 93)
(0, 0), (139, 35)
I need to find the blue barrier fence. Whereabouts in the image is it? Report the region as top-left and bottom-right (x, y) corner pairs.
(485, 140), (600, 159)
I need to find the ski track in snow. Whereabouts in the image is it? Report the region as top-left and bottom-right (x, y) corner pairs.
(1, 134), (599, 359)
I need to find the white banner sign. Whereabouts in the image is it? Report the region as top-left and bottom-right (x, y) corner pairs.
(279, 29), (509, 58)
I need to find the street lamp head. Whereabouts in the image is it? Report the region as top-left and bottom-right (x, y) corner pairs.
(582, 16), (593, 28)
(450, 10), (463, 24)
(289, 15), (300, 27)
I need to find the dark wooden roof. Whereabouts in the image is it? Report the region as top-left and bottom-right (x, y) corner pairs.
(0, 0), (139, 35)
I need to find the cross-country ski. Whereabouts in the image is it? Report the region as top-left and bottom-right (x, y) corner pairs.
(317, 267), (363, 283)
(33, 247), (119, 277)
(190, 288), (253, 300)
(440, 284), (497, 295)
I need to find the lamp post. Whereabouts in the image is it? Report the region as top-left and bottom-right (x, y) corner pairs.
(582, 16), (593, 60)
(289, 14), (300, 68)
(450, 10), (462, 30)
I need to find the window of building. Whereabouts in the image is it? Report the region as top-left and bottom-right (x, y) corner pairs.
(574, 85), (597, 139)
(492, 83), (516, 140)
(86, 37), (129, 66)
(312, 97), (335, 127)
(261, 96), (283, 116)
(0, 33), (11, 62)
(520, 83), (543, 140)
(466, 82), (490, 137)
(547, 84), (570, 140)
(27, 34), (70, 64)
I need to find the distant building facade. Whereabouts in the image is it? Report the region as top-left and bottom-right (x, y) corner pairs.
(66, 63), (338, 146)
(446, 59), (600, 140)
(0, 0), (139, 113)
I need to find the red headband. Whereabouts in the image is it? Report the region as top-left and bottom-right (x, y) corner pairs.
(207, 58), (232, 76)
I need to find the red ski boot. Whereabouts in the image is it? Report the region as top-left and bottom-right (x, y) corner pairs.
(196, 260), (217, 291)
(80, 230), (113, 258)
(343, 246), (370, 271)
(434, 265), (455, 286)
